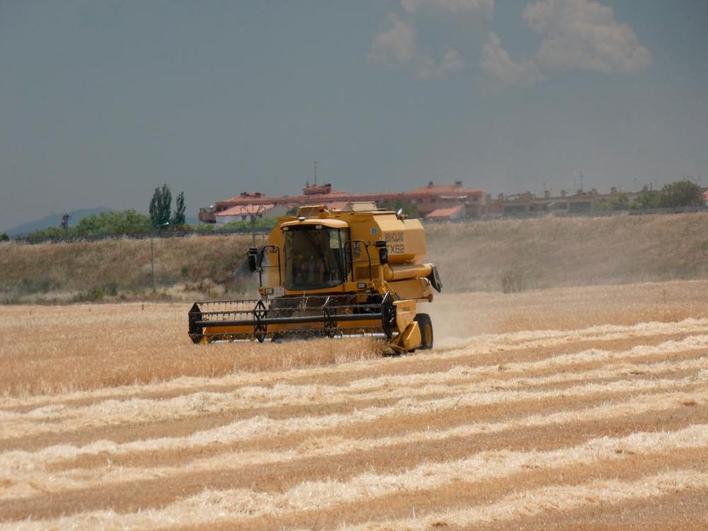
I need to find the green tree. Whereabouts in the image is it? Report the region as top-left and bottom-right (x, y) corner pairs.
(172, 191), (186, 226)
(659, 179), (703, 208)
(74, 210), (151, 237)
(608, 193), (629, 211)
(149, 184), (172, 228)
(24, 226), (66, 242)
(632, 188), (661, 210)
(23, 210), (151, 241)
(0, 233), (9, 242)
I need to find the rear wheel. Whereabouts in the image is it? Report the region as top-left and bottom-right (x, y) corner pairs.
(414, 313), (433, 350)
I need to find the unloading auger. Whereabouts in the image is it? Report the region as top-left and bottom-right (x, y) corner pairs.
(188, 205), (442, 352)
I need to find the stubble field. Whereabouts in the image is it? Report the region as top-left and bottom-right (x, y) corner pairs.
(1, 280), (708, 529)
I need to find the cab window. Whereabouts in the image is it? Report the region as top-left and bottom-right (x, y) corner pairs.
(284, 227), (348, 290)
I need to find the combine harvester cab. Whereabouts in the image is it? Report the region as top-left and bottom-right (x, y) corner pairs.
(188, 205), (442, 352)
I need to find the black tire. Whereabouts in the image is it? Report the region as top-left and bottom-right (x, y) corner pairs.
(414, 313), (433, 350)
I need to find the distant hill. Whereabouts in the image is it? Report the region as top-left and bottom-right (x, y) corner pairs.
(4, 208), (111, 236)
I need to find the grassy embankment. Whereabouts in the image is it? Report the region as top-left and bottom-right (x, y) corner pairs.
(0, 234), (252, 303)
(427, 212), (708, 292)
(1, 213), (707, 303)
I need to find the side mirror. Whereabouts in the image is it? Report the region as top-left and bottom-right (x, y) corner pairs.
(428, 265), (443, 293)
(247, 247), (258, 272)
(375, 240), (388, 264)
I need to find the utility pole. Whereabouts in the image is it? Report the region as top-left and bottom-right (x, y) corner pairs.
(249, 206), (265, 248)
(250, 213), (257, 248)
(313, 160), (318, 186)
(150, 236), (155, 292)
(150, 221), (169, 293)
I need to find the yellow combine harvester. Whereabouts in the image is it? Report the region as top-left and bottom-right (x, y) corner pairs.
(188, 205), (442, 352)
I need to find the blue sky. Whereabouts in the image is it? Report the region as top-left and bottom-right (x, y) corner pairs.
(1, 0), (707, 229)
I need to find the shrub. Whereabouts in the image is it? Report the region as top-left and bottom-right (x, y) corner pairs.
(20, 277), (56, 294)
(24, 227), (66, 242)
(73, 287), (106, 302)
(501, 267), (525, 293)
(217, 218), (277, 231)
(659, 179), (704, 208)
(632, 189), (661, 210)
(74, 210), (152, 237)
(72, 282), (117, 302)
(193, 223), (215, 233)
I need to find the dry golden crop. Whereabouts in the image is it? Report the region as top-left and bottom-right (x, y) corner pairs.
(0, 280), (707, 529)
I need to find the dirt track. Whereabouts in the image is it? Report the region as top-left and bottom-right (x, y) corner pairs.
(1, 280), (707, 529)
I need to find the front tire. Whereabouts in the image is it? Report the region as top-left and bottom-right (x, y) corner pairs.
(414, 313), (433, 350)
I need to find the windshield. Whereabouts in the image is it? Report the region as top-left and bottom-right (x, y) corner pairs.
(284, 226), (348, 290)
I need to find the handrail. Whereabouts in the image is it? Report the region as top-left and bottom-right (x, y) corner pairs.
(257, 244), (281, 287)
(349, 240), (373, 281)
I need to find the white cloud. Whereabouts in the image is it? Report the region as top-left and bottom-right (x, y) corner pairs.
(370, 13), (464, 79)
(524, 0), (652, 73)
(401, 0), (494, 14)
(369, 13), (416, 66)
(481, 32), (538, 84)
(369, 0), (491, 78)
(440, 48), (465, 73)
(482, 0), (652, 84)
(418, 48), (465, 79)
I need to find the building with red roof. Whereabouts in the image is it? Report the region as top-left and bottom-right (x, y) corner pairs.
(425, 204), (465, 221)
(199, 181), (486, 223)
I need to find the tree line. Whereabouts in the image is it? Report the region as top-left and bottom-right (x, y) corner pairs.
(594, 179), (705, 211)
(7, 184), (279, 242)
(3, 179), (704, 243)
(8, 185), (187, 242)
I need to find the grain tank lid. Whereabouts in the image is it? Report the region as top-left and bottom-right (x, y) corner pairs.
(375, 216), (426, 264)
(280, 218), (348, 230)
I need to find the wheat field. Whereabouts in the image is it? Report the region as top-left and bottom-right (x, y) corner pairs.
(1, 280), (708, 529)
